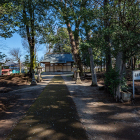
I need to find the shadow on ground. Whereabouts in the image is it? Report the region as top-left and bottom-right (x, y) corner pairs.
(63, 75), (140, 140)
(6, 76), (88, 140)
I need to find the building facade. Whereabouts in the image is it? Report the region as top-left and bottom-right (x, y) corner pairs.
(41, 53), (74, 72)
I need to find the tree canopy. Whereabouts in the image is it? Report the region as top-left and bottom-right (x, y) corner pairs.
(1, 0), (140, 86)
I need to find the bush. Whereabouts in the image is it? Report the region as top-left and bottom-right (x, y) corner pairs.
(121, 77), (128, 91)
(104, 67), (120, 95)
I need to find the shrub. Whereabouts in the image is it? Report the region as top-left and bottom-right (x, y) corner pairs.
(121, 77), (128, 91)
(104, 67), (120, 95)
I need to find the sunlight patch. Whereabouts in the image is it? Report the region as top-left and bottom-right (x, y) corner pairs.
(109, 112), (134, 120)
(70, 122), (81, 128)
(50, 105), (59, 109)
(38, 129), (55, 137)
(87, 124), (118, 132)
(29, 127), (44, 134)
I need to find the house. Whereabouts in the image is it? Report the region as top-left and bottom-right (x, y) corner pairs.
(2, 60), (25, 73)
(41, 53), (74, 72)
(2, 61), (20, 73)
(0, 62), (4, 75)
(2, 69), (12, 75)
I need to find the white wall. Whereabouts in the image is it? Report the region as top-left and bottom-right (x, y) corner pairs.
(45, 63), (72, 72)
(45, 66), (49, 72)
(50, 66), (53, 71)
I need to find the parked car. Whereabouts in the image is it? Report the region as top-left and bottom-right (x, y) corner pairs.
(2, 69), (12, 75)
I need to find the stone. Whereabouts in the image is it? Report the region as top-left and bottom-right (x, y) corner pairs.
(75, 68), (82, 84)
(37, 63), (43, 83)
(76, 78), (82, 84)
(31, 79), (37, 86)
(121, 91), (132, 101)
(30, 70), (37, 86)
(73, 71), (77, 81)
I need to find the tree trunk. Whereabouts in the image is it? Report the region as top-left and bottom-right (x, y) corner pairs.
(23, 3), (34, 77)
(104, 0), (112, 73)
(131, 57), (134, 70)
(25, 0), (35, 76)
(105, 39), (112, 72)
(128, 58), (131, 69)
(101, 59), (102, 72)
(88, 47), (97, 86)
(27, 35), (35, 76)
(30, 0), (35, 73)
(115, 52), (126, 101)
(66, 22), (83, 74)
(19, 59), (21, 73)
(30, 44), (35, 73)
(104, 59), (106, 71)
(60, 0), (83, 74)
(134, 56), (136, 70)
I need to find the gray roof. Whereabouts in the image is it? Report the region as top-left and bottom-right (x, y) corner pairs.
(4, 61), (18, 67)
(41, 53), (74, 64)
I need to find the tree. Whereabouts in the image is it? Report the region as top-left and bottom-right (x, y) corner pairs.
(22, 37), (40, 69)
(80, 41), (90, 67)
(113, 0), (140, 100)
(0, 52), (6, 75)
(45, 0), (90, 73)
(78, 0), (100, 84)
(0, 1), (17, 38)
(9, 47), (22, 73)
(91, 0), (140, 98)
(39, 26), (71, 53)
(0, 52), (6, 61)
(23, 55), (30, 73)
(10, 0), (50, 77)
(103, 0), (112, 72)
(0, 0), (16, 75)
(53, 27), (71, 53)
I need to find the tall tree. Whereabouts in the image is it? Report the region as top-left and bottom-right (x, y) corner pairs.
(92, 0), (140, 98)
(53, 27), (71, 53)
(23, 55), (30, 72)
(0, 1), (16, 38)
(22, 0), (36, 75)
(11, 0), (49, 76)
(0, 52), (6, 61)
(103, 0), (112, 72)
(45, 0), (90, 73)
(9, 47), (22, 73)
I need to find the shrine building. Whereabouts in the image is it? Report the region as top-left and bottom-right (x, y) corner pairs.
(40, 53), (74, 72)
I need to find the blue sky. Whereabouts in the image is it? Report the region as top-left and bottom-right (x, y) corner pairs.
(0, 33), (46, 62)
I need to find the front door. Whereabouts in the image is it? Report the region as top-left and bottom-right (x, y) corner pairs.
(56, 66), (62, 72)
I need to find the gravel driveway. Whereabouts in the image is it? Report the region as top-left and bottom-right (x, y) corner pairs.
(62, 74), (140, 140)
(0, 75), (54, 140)
(1, 74), (140, 140)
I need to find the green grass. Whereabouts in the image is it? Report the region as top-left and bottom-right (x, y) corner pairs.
(7, 76), (88, 140)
